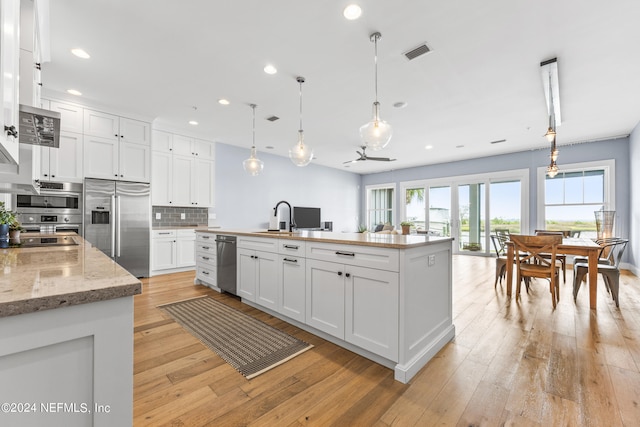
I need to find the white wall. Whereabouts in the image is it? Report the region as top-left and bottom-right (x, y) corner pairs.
(214, 143), (362, 233)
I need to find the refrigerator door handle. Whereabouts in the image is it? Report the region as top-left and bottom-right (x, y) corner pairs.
(116, 195), (122, 258)
(110, 195), (116, 257)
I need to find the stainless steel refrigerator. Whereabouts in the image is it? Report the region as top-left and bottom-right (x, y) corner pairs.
(84, 178), (150, 277)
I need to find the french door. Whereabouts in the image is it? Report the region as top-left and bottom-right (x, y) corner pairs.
(401, 170), (528, 255)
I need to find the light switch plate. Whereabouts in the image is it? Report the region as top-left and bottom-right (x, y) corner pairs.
(155, 213), (161, 220)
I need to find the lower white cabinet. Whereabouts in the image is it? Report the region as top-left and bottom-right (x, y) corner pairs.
(279, 255), (306, 323)
(151, 229), (196, 275)
(195, 232), (217, 288)
(237, 248), (279, 308)
(306, 259), (345, 339)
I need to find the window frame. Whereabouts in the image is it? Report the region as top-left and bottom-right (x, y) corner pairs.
(536, 159), (615, 231)
(365, 183), (396, 230)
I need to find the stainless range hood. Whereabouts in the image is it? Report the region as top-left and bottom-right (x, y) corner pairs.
(18, 104), (61, 147)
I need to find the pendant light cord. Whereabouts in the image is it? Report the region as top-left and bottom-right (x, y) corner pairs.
(374, 34), (379, 104)
(299, 80), (303, 132)
(251, 103), (256, 148)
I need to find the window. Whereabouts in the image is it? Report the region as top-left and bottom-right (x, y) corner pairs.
(366, 184), (395, 230)
(538, 160), (614, 238)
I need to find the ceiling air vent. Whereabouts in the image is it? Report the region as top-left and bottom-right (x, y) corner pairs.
(266, 115), (279, 122)
(403, 43), (431, 61)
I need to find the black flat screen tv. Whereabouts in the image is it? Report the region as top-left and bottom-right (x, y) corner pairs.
(293, 206), (321, 229)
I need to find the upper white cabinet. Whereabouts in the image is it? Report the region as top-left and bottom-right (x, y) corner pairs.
(84, 109), (150, 182)
(151, 130), (215, 207)
(40, 131), (83, 182)
(0, 0), (21, 164)
(49, 101), (83, 133)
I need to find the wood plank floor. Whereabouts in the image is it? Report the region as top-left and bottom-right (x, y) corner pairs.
(134, 256), (640, 426)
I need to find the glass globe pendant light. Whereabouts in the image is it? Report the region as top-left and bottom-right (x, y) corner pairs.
(242, 104), (264, 176)
(360, 32), (392, 151)
(289, 76), (313, 166)
(544, 71), (559, 178)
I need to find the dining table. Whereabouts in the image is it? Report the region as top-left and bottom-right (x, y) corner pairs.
(505, 237), (602, 309)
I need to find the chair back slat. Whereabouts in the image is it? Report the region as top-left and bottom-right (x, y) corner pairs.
(510, 234), (562, 267)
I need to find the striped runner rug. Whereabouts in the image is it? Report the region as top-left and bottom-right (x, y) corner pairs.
(159, 296), (313, 379)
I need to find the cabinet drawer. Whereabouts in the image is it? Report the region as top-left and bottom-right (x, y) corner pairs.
(153, 229), (176, 238)
(196, 252), (216, 269)
(278, 239), (306, 255)
(196, 232), (216, 243)
(177, 228), (196, 238)
(196, 265), (216, 285)
(306, 242), (399, 272)
(196, 241), (216, 255)
(237, 236), (278, 252)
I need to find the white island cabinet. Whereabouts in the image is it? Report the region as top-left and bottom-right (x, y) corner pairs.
(195, 230), (454, 383)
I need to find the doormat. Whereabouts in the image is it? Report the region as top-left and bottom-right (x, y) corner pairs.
(158, 296), (313, 379)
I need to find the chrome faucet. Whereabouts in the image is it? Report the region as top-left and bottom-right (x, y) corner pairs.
(274, 200), (295, 232)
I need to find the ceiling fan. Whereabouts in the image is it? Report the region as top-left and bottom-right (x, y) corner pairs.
(344, 146), (396, 164)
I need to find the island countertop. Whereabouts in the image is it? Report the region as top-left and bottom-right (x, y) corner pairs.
(195, 228), (453, 249)
(0, 233), (142, 318)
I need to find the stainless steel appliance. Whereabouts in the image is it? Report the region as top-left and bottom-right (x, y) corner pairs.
(84, 178), (150, 278)
(13, 182), (83, 234)
(216, 234), (237, 295)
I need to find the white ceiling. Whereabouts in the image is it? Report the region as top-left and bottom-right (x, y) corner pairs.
(42, 0), (640, 174)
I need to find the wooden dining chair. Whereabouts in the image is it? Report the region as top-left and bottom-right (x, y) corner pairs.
(510, 234), (563, 308)
(534, 230), (567, 283)
(490, 234), (508, 287)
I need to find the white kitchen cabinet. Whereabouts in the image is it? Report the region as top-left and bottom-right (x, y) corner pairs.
(305, 259), (346, 339)
(195, 233), (217, 288)
(40, 131), (83, 182)
(84, 134), (150, 182)
(151, 130), (215, 207)
(176, 229), (196, 267)
(48, 100), (83, 133)
(279, 254), (306, 323)
(345, 265), (399, 361)
(0, 0), (21, 164)
(237, 248), (279, 308)
(151, 229), (196, 275)
(83, 110), (150, 182)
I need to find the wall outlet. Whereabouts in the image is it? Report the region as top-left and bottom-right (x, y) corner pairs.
(209, 213), (217, 220)
(428, 255), (436, 266)
(155, 212), (161, 220)
(180, 213), (186, 220)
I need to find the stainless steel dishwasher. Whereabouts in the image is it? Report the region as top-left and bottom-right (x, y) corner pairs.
(216, 235), (237, 295)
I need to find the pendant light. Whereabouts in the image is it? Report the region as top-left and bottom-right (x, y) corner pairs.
(360, 32), (392, 151)
(243, 104), (264, 176)
(544, 71), (559, 178)
(289, 76), (313, 166)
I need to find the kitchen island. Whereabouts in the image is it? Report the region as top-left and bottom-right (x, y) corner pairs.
(194, 229), (454, 383)
(0, 233), (141, 427)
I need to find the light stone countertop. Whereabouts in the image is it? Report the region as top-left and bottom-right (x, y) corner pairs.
(0, 233), (142, 318)
(195, 228), (453, 249)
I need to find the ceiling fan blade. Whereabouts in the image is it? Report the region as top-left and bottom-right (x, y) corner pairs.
(366, 156), (396, 161)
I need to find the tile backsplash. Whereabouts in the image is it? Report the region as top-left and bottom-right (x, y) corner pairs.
(152, 206), (208, 227)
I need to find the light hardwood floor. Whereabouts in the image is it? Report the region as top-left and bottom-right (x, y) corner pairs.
(134, 256), (640, 426)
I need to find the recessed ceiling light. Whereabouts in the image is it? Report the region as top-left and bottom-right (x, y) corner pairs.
(343, 4), (362, 20)
(71, 48), (90, 59)
(456, 145), (464, 148)
(264, 64), (277, 75)
(67, 89), (82, 96)
(218, 98), (230, 105)
(425, 145), (433, 150)
(393, 101), (407, 109)
(189, 120), (198, 126)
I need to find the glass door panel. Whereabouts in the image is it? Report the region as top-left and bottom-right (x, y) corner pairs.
(428, 186), (451, 237)
(458, 183), (485, 252)
(489, 180), (521, 239)
(404, 187), (425, 232)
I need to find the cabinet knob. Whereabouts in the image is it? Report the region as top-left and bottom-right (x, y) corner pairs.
(120, 135), (124, 138)
(51, 175), (55, 178)
(115, 174), (118, 177)
(44, 174), (48, 177)
(115, 134), (118, 137)
(120, 174), (124, 177)
(338, 271), (343, 276)
(345, 273), (351, 278)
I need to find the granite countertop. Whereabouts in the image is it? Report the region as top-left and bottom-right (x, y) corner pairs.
(196, 229), (453, 249)
(0, 233), (142, 318)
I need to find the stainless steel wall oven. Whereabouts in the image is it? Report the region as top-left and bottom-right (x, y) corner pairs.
(13, 182), (83, 235)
